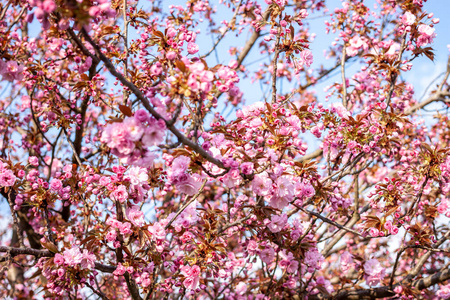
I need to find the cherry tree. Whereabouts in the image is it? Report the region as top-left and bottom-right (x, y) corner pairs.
(1, 0), (450, 299)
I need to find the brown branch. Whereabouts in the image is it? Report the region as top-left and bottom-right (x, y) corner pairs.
(200, 0), (243, 59)
(299, 207), (362, 237)
(66, 28), (100, 64)
(310, 268), (450, 299)
(404, 91), (450, 115)
(0, 246), (116, 273)
(297, 148), (323, 163)
(385, 31), (407, 111)
(217, 214), (252, 235)
(235, 7), (272, 70)
(321, 204), (369, 257)
(271, 24), (282, 103)
(5, 189), (24, 247)
(341, 44), (348, 108)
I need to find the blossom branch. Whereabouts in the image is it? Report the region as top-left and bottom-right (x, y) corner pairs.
(299, 207), (362, 237)
(79, 28), (227, 170)
(165, 179), (207, 230)
(0, 246), (116, 273)
(341, 44), (348, 108)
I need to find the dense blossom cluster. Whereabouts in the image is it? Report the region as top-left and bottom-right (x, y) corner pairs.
(0, 0), (450, 299)
(101, 111), (166, 167)
(0, 162), (16, 187)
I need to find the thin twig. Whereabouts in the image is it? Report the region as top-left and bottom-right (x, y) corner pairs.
(341, 44), (348, 108)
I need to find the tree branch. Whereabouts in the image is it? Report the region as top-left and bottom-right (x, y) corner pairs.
(79, 28), (227, 170)
(0, 246), (116, 273)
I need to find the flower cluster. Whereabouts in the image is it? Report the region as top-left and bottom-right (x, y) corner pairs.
(364, 258), (385, 286)
(167, 156), (202, 196)
(54, 247), (96, 270)
(417, 24), (436, 47)
(180, 264), (201, 290)
(89, 0), (116, 18)
(38, 247), (96, 295)
(0, 162), (16, 187)
(101, 110), (166, 167)
(165, 200), (199, 231)
(0, 60), (24, 82)
(28, 0), (56, 29)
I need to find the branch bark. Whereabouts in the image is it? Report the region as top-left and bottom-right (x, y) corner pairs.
(0, 246), (116, 273)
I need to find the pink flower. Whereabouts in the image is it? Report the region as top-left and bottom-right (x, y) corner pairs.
(54, 253), (64, 266)
(240, 162), (254, 175)
(297, 181), (315, 198)
(0, 170), (16, 187)
(304, 248), (324, 272)
(1, 61), (24, 81)
(29, 156), (39, 166)
(221, 169), (242, 188)
(119, 222), (132, 235)
(141, 118), (166, 147)
(167, 27), (177, 38)
(438, 200), (449, 214)
(183, 276), (200, 290)
(364, 258), (385, 286)
(106, 229), (117, 242)
(252, 172), (272, 196)
(417, 24), (436, 46)
(402, 11), (416, 26)
(347, 36), (367, 56)
(267, 214), (288, 233)
(58, 19), (69, 30)
(181, 265), (201, 277)
(134, 109), (149, 123)
(299, 49), (313, 67)
(181, 265), (201, 290)
(80, 250), (96, 269)
(166, 51), (177, 60)
(279, 250), (299, 273)
(418, 24), (435, 37)
(126, 166), (148, 186)
(148, 222), (166, 241)
(187, 42), (199, 55)
(50, 178), (63, 191)
(111, 185), (128, 203)
(340, 251), (354, 273)
(260, 247), (275, 264)
(170, 156), (191, 177)
(62, 247), (83, 267)
(176, 174), (202, 196)
(247, 240), (258, 255)
(113, 263), (127, 276)
(347, 140), (358, 150)
(236, 282), (247, 295)
(123, 117), (145, 142)
(273, 176), (294, 207)
(437, 283), (450, 299)
(369, 227), (379, 237)
(150, 62), (163, 76)
(269, 195), (289, 210)
(42, 0), (56, 14)
(171, 200), (198, 228)
(127, 206), (145, 227)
